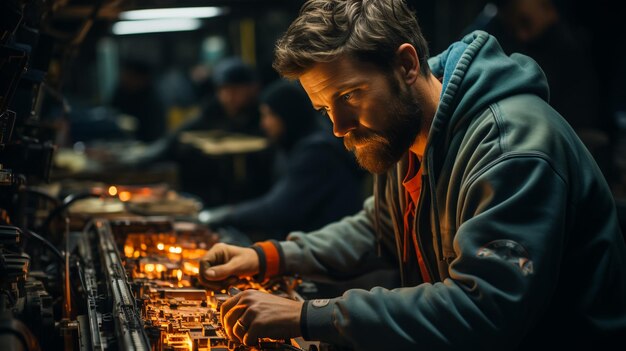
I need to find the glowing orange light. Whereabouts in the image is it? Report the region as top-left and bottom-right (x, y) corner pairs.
(123, 245), (134, 257)
(168, 246), (182, 254)
(176, 269), (183, 281)
(183, 261), (199, 275)
(118, 191), (132, 202)
(144, 264), (155, 272)
(140, 243), (147, 251)
(157, 243), (165, 250)
(108, 186), (118, 196)
(155, 264), (165, 273)
(133, 250), (141, 258)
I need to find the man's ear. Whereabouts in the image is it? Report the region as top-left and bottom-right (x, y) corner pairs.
(395, 43), (420, 85)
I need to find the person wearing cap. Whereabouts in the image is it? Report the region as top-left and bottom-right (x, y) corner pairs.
(122, 57), (262, 165)
(199, 79), (364, 241)
(204, 57), (262, 135)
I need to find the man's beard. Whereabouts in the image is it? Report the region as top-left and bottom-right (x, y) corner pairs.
(344, 82), (423, 174)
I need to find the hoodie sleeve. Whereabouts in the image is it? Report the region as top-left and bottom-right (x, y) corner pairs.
(300, 155), (567, 350)
(253, 194), (391, 283)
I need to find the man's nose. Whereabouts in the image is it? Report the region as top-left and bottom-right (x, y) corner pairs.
(330, 109), (358, 137)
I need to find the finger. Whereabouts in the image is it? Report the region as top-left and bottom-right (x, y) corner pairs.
(223, 304), (246, 341)
(239, 309), (258, 346)
(204, 243), (227, 265)
(243, 329), (259, 347)
(232, 318), (247, 343)
(220, 293), (243, 324)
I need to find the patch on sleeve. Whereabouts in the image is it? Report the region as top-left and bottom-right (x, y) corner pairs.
(311, 299), (330, 308)
(477, 239), (534, 276)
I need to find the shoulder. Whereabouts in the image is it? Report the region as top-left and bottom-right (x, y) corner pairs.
(458, 94), (583, 187)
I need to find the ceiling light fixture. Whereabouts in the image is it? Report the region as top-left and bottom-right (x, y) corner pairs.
(112, 18), (202, 35)
(119, 7), (227, 20)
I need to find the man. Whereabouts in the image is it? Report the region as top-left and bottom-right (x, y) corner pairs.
(200, 0), (626, 349)
(201, 57), (262, 135)
(121, 57), (265, 204)
(199, 79), (363, 241)
(124, 57), (262, 166)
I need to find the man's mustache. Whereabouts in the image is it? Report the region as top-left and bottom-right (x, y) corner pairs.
(343, 129), (389, 151)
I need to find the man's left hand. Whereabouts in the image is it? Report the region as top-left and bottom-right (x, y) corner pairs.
(221, 289), (304, 346)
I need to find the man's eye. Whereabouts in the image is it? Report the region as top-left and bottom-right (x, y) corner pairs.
(342, 93), (352, 101)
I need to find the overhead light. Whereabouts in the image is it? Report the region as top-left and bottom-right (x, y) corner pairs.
(112, 19), (202, 35)
(119, 7), (227, 20)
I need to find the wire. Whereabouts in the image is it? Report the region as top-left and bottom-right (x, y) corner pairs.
(21, 228), (64, 265)
(39, 192), (103, 235)
(23, 188), (61, 207)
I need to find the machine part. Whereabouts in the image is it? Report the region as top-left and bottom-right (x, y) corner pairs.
(79, 217), (306, 351)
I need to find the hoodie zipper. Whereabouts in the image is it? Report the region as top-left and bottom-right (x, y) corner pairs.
(384, 174), (406, 287)
(414, 172), (437, 282)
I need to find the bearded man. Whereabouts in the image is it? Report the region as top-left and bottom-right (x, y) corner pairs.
(199, 1), (626, 350)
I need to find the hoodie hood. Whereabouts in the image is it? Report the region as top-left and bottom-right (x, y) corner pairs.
(382, 31), (551, 284)
(427, 30), (549, 153)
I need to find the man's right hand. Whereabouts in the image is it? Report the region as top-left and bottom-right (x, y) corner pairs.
(200, 243), (259, 281)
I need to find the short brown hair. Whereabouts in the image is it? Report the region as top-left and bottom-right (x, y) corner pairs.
(273, 0), (430, 78)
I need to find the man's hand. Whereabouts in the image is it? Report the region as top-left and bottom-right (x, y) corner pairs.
(200, 243), (259, 280)
(221, 290), (303, 346)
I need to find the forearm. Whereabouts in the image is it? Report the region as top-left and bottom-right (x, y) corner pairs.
(252, 197), (388, 282)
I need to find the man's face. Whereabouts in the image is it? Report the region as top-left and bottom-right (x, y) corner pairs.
(218, 83), (259, 117)
(299, 56), (423, 174)
(259, 104), (284, 143)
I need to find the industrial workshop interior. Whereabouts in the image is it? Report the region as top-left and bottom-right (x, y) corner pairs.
(1, 0), (625, 350)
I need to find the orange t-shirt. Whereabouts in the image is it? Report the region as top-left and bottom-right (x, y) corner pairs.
(402, 152), (432, 283)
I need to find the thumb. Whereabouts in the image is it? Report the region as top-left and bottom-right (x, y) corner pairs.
(203, 259), (239, 281)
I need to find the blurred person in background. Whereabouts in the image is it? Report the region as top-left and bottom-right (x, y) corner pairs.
(122, 57), (262, 165)
(200, 79), (364, 241)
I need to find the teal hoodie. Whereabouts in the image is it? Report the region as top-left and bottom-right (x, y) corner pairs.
(271, 31), (626, 349)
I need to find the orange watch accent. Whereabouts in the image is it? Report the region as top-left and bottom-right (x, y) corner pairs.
(256, 241), (281, 278)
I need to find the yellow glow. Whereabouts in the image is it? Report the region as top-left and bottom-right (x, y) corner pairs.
(119, 191), (132, 202)
(157, 243), (165, 250)
(176, 269), (183, 281)
(123, 245), (134, 257)
(108, 186), (118, 196)
(144, 264), (155, 272)
(183, 261), (199, 275)
(133, 250), (141, 258)
(168, 246), (182, 254)
(155, 264), (165, 273)
(140, 243), (147, 251)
